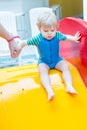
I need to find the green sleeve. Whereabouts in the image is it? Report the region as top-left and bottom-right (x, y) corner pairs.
(56, 31), (67, 40)
(27, 33), (42, 46)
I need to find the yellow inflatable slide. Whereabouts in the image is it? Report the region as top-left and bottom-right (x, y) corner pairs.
(0, 63), (87, 130)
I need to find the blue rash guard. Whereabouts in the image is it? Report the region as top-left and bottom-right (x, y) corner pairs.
(27, 32), (67, 69)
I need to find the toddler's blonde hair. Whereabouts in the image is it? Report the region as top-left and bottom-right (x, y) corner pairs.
(37, 11), (58, 29)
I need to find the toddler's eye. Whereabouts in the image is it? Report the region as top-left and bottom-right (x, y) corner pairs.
(51, 30), (55, 32)
(44, 30), (48, 32)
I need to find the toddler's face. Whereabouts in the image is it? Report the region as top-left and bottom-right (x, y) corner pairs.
(40, 25), (56, 40)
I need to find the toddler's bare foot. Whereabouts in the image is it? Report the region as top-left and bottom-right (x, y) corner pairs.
(66, 86), (77, 94)
(48, 90), (55, 101)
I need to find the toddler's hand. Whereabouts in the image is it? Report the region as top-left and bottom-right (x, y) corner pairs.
(74, 32), (81, 42)
(14, 39), (23, 49)
(8, 38), (23, 58)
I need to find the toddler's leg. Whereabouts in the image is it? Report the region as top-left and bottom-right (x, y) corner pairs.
(55, 60), (77, 94)
(38, 63), (54, 101)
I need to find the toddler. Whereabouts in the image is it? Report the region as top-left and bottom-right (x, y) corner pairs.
(14, 11), (80, 101)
